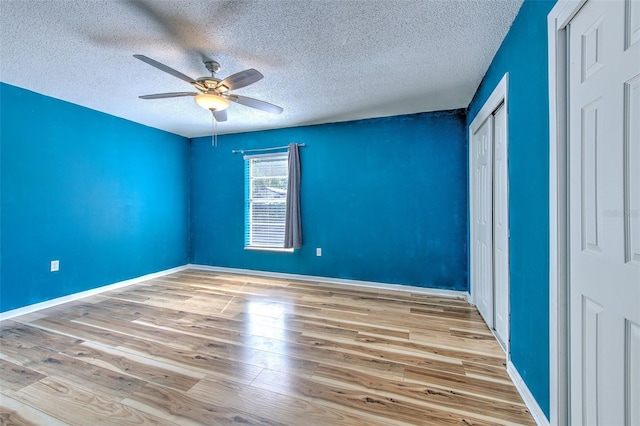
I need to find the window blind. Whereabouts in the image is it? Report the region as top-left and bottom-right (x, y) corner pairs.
(245, 153), (288, 248)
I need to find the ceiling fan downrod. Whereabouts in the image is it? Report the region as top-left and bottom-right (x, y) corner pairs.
(204, 60), (221, 77)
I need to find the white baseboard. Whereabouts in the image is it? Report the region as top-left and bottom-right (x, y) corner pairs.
(187, 264), (470, 301)
(507, 361), (550, 426)
(0, 265), (189, 321)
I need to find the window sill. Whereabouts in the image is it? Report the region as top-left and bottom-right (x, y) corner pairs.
(244, 246), (295, 253)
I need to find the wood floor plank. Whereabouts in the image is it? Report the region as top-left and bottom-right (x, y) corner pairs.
(294, 334), (468, 375)
(246, 334), (406, 381)
(109, 341), (264, 386)
(251, 368), (499, 426)
(410, 329), (506, 357)
(353, 333), (506, 367)
(187, 376), (387, 426)
(311, 364), (534, 425)
(20, 317), (247, 386)
(0, 359), (46, 392)
(462, 361), (513, 383)
(61, 297), (187, 323)
(403, 364), (526, 405)
(10, 377), (167, 425)
(284, 313), (411, 339)
(0, 393), (69, 426)
(123, 382), (284, 425)
(0, 341), (147, 400)
(60, 341), (204, 392)
(0, 321), (84, 354)
(0, 269), (534, 425)
(27, 316), (153, 349)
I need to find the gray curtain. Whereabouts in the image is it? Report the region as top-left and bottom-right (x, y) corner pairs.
(284, 143), (302, 249)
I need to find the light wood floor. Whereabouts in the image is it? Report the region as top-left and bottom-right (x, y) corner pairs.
(0, 270), (534, 425)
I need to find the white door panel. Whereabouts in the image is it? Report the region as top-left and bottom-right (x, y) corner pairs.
(568, 0), (640, 424)
(625, 74), (640, 266)
(472, 117), (494, 328)
(493, 103), (509, 348)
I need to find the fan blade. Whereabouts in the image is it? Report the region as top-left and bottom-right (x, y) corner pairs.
(139, 92), (197, 99)
(134, 54), (199, 86)
(217, 69), (263, 92)
(227, 95), (283, 114)
(213, 109), (227, 122)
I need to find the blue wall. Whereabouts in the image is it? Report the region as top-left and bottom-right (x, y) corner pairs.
(0, 83), (190, 313)
(191, 110), (468, 291)
(467, 0), (557, 419)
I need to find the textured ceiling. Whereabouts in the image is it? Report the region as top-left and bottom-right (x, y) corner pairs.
(0, 0), (523, 138)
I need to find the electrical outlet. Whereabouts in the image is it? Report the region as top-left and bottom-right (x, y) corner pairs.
(50, 260), (59, 272)
(316, 248), (322, 257)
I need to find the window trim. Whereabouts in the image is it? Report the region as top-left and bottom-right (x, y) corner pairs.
(244, 246), (294, 253)
(244, 152), (290, 251)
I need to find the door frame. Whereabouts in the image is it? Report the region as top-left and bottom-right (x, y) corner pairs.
(468, 73), (510, 354)
(548, 1), (588, 425)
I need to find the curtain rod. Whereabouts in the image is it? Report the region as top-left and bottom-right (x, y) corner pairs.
(231, 143), (306, 154)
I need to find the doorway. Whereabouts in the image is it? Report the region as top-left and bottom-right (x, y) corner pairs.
(469, 74), (510, 351)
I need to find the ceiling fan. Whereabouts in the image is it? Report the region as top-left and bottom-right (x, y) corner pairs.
(133, 54), (283, 122)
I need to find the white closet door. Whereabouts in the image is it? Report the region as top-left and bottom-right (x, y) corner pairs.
(472, 117), (494, 328)
(568, 0), (640, 423)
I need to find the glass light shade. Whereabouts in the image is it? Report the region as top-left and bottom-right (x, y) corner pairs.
(194, 93), (230, 111)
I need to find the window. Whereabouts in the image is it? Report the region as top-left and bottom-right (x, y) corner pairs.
(245, 153), (289, 249)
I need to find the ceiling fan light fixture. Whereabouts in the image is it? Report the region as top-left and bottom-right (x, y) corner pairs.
(134, 55), (281, 118)
(195, 93), (230, 111)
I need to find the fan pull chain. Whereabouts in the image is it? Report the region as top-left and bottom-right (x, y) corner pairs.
(211, 111), (217, 147)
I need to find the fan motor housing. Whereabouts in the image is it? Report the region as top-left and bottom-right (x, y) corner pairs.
(197, 78), (221, 89)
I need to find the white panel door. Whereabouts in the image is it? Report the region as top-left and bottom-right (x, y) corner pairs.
(472, 117), (494, 328)
(493, 103), (509, 348)
(568, 0), (640, 424)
